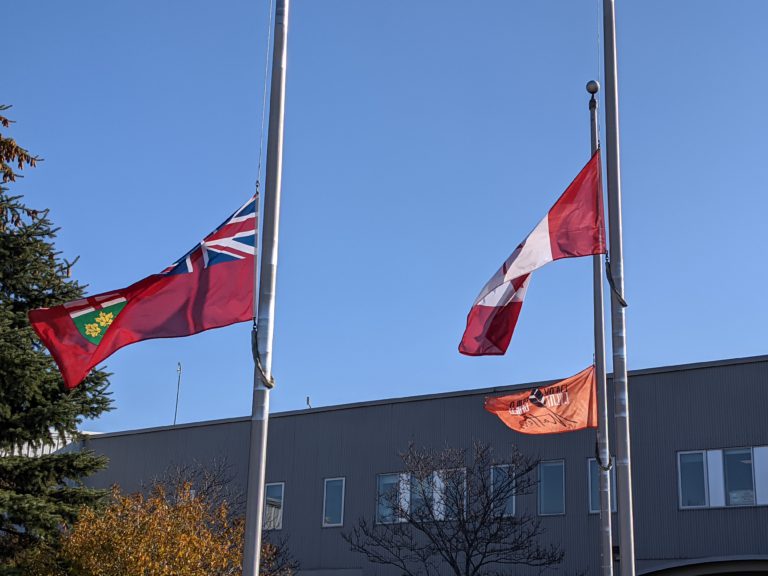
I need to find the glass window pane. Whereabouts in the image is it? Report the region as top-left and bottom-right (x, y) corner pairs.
(438, 469), (466, 520)
(410, 473), (434, 518)
(589, 459), (618, 513)
(323, 478), (344, 526)
(589, 459), (600, 513)
(492, 466), (515, 516)
(539, 461), (565, 515)
(264, 483), (284, 530)
(377, 474), (399, 523)
(724, 449), (754, 506)
(679, 452), (707, 507)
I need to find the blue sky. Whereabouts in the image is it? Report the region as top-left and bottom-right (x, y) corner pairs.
(5, 1), (767, 432)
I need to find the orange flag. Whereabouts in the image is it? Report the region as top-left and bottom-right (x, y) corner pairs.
(484, 366), (598, 435)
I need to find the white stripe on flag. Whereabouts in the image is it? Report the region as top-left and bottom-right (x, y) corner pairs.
(476, 275), (531, 307)
(502, 216), (553, 282)
(513, 275), (531, 301)
(98, 297), (126, 308)
(69, 307), (96, 318)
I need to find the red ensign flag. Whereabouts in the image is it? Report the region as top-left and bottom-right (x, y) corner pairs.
(484, 366), (598, 435)
(459, 151), (605, 356)
(29, 195), (257, 389)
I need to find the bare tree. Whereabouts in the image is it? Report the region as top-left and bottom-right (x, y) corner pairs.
(343, 442), (564, 576)
(150, 459), (298, 576)
(153, 458), (246, 514)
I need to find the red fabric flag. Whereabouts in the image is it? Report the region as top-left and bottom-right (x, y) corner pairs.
(29, 195), (257, 389)
(459, 151), (605, 356)
(484, 366), (598, 434)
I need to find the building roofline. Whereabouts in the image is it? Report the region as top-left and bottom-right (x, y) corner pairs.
(84, 353), (768, 441)
(638, 554), (768, 575)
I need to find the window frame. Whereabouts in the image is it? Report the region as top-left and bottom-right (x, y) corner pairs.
(409, 471), (435, 519)
(434, 467), (467, 521)
(723, 447), (756, 508)
(264, 481), (285, 530)
(322, 477), (346, 528)
(538, 459), (566, 517)
(491, 464), (516, 517)
(677, 450), (709, 510)
(375, 472), (408, 525)
(377, 470), (468, 524)
(588, 457), (617, 514)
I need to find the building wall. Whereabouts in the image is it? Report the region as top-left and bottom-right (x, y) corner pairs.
(83, 356), (768, 575)
(628, 358), (768, 573)
(1, 430), (75, 457)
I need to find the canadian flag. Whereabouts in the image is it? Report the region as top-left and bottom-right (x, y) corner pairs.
(459, 151), (606, 356)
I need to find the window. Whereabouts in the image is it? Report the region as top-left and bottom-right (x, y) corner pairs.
(264, 482), (284, 530)
(589, 458), (617, 513)
(724, 448), (755, 506)
(323, 477), (345, 527)
(435, 468), (466, 521)
(377, 470), (465, 523)
(539, 460), (565, 516)
(491, 465), (515, 517)
(678, 451), (708, 508)
(410, 473), (434, 517)
(677, 446), (768, 509)
(376, 473), (405, 524)
(756, 446), (768, 506)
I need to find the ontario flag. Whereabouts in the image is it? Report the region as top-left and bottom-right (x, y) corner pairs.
(29, 194), (258, 389)
(459, 151), (605, 356)
(484, 365), (598, 434)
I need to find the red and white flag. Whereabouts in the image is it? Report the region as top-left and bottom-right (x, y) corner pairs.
(459, 151), (605, 356)
(29, 195), (257, 389)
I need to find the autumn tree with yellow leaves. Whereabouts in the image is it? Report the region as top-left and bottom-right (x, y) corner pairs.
(23, 475), (296, 576)
(65, 484), (247, 576)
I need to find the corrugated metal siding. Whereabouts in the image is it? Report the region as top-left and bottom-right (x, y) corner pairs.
(258, 393), (608, 575)
(629, 360), (768, 564)
(85, 356), (768, 575)
(84, 420), (251, 496)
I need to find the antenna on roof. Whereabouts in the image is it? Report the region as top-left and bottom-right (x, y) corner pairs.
(173, 362), (182, 425)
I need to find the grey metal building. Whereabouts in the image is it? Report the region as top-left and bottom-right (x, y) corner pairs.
(83, 355), (768, 575)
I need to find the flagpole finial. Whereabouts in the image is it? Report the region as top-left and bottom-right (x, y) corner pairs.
(586, 80), (600, 95)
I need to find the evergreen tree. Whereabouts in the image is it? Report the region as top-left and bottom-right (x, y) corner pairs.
(0, 105), (113, 569)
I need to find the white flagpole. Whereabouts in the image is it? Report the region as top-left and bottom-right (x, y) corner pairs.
(587, 80), (614, 576)
(243, 0), (290, 574)
(602, 1), (636, 574)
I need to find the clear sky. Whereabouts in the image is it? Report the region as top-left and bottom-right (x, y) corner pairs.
(5, 1), (767, 432)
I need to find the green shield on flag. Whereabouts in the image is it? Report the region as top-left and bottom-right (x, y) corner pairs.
(70, 300), (127, 345)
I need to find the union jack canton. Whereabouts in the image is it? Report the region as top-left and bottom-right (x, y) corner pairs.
(163, 194), (258, 275)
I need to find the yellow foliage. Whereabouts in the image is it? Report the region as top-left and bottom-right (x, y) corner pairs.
(58, 483), (290, 576)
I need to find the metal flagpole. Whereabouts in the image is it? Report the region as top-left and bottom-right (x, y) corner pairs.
(587, 80), (614, 576)
(243, 0), (290, 574)
(602, 1), (635, 574)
